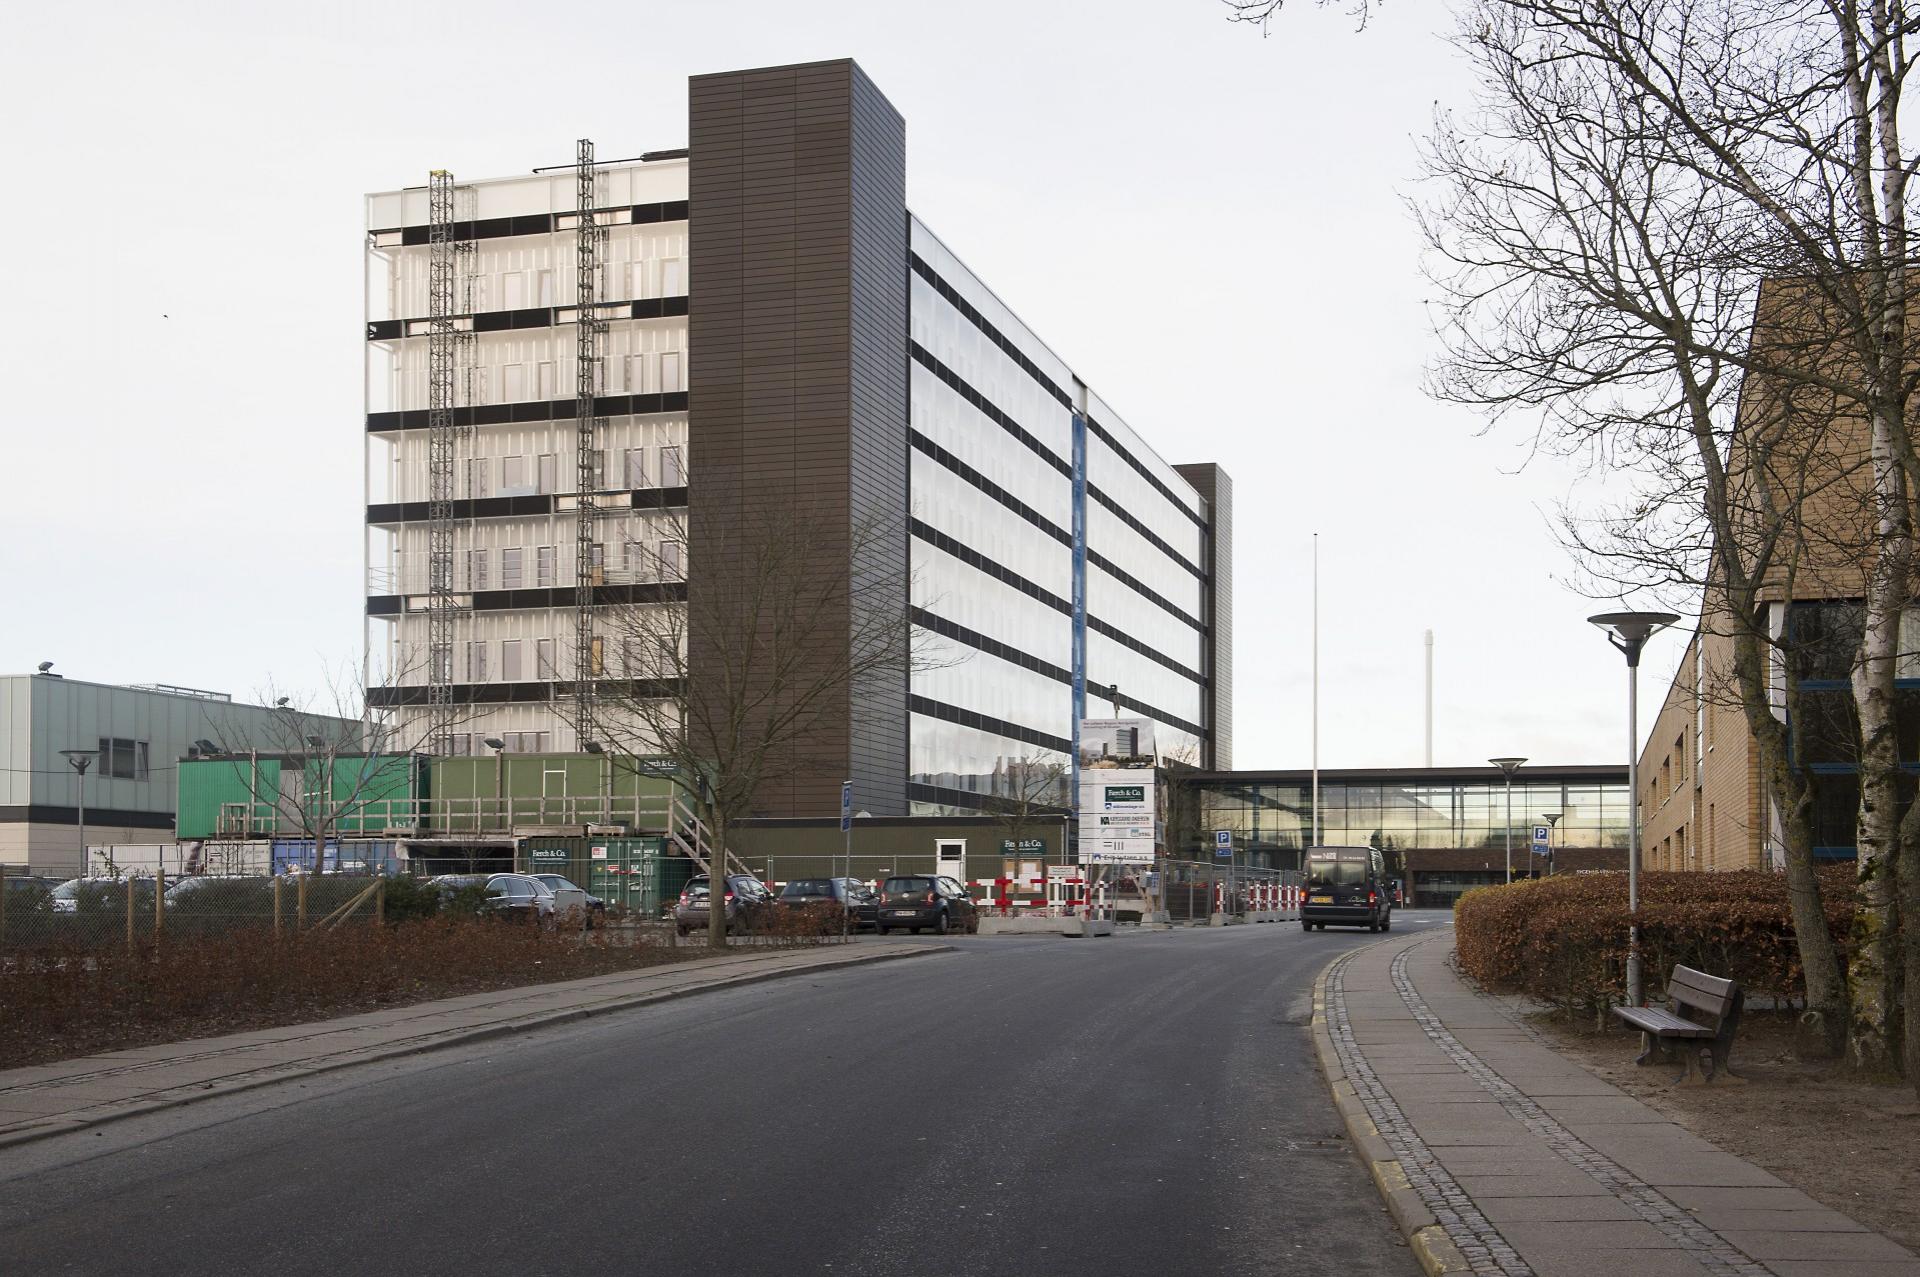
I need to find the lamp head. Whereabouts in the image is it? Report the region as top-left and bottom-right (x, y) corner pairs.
(1488, 756), (1527, 776)
(1588, 611), (1680, 666)
(274, 696), (291, 708)
(36, 660), (53, 673)
(483, 737), (506, 752)
(583, 741), (604, 754)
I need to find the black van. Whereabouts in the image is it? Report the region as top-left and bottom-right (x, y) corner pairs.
(1300, 846), (1392, 933)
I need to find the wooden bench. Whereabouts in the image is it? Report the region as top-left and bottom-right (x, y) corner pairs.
(1612, 964), (1745, 1086)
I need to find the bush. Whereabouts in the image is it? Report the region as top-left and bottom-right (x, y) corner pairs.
(1453, 867), (1855, 1019)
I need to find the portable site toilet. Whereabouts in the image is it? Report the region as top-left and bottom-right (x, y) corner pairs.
(935, 838), (965, 884)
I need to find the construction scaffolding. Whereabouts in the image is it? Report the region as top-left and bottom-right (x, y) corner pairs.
(573, 138), (607, 744)
(425, 170), (460, 747)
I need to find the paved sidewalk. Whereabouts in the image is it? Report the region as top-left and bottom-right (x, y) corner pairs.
(0, 942), (944, 1150)
(1314, 928), (1920, 1277)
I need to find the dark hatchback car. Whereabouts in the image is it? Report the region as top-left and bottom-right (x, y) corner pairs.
(874, 874), (978, 936)
(776, 877), (876, 930)
(673, 874), (776, 937)
(1300, 846), (1392, 933)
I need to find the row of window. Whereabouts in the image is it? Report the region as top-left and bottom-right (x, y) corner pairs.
(445, 444), (686, 500)
(96, 737), (149, 781)
(399, 260), (686, 320)
(431, 635), (681, 684)
(427, 539), (685, 592)
(470, 350), (684, 405)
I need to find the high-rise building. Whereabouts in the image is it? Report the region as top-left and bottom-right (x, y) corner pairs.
(364, 58), (1231, 817)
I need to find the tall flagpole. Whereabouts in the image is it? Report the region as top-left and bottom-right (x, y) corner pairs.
(1312, 533), (1320, 848)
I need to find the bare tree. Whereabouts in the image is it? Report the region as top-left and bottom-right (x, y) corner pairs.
(557, 504), (952, 949)
(206, 660), (466, 876)
(1399, 1), (1920, 1070)
(981, 751), (1071, 867)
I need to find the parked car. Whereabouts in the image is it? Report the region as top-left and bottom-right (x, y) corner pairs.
(1300, 846), (1393, 933)
(672, 874), (775, 937)
(430, 872), (559, 924)
(776, 877), (875, 930)
(874, 874), (978, 936)
(48, 876), (158, 915)
(531, 874), (604, 925)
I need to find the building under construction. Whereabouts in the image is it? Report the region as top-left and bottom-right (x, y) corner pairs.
(363, 58), (1233, 819)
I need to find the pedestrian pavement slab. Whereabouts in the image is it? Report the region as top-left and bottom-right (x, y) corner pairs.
(1313, 927), (1918, 1277)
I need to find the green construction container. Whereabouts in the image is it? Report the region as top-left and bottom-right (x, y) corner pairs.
(522, 836), (685, 918)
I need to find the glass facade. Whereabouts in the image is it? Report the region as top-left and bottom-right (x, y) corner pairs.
(904, 218), (1220, 810)
(1191, 770), (1632, 862)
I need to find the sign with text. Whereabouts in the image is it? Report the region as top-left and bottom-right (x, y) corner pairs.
(1000, 839), (1046, 855)
(1078, 767), (1156, 864)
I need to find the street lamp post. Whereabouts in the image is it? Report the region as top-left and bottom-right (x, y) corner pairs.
(58, 749), (99, 878)
(1542, 811), (1561, 877)
(1489, 757), (1526, 884)
(1589, 610), (1679, 1008)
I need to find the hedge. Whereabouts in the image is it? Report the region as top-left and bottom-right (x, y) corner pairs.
(1453, 867), (1855, 1018)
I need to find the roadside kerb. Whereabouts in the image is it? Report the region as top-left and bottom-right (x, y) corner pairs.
(0, 942), (949, 1152)
(1310, 940), (1474, 1276)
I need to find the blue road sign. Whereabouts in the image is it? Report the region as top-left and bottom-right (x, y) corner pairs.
(840, 781), (853, 833)
(1214, 829), (1232, 857)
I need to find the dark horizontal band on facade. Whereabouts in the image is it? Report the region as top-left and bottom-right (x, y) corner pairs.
(370, 200), (690, 246)
(0, 805), (175, 830)
(909, 254), (1076, 411)
(908, 694), (1072, 756)
(366, 581), (688, 616)
(367, 295), (688, 341)
(910, 431), (1071, 548)
(910, 254), (1207, 534)
(910, 342), (1072, 480)
(911, 607), (1206, 740)
(366, 488), (690, 525)
(1082, 414), (1209, 533)
(911, 342), (1204, 584)
(367, 392), (689, 432)
(908, 517), (1206, 676)
(907, 780), (1068, 816)
(365, 676), (682, 708)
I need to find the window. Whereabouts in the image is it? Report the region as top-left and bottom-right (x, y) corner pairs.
(503, 364), (525, 400)
(625, 354), (646, 395)
(536, 637), (556, 677)
(501, 639), (523, 681)
(660, 541), (684, 578)
(536, 269), (554, 308)
(431, 645), (452, 683)
(97, 738), (148, 781)
(623, 539), (648, 579)
(504, 272), (525, 309)
(537, 453), (557, 494)
(588, 542), (605, 583)
(660, 352), (683, 395)
(590, 635), (606, 675)
(630, 260), (649, 299)
(466, 548), (489, 591)
(661, 258), (683, 295)
(501, 547), (524, 588)
(465, 457), (490, 499)
(537, 361), (555, 400)
(591, 450), (606, 490)
(429, 550), (452, 592)
(624, 448), (648, 488)
(660, 444), (685, 487)
(468, 641), (488, 682)
(502, 455), (529, 493)
(537, 545), (556, 587)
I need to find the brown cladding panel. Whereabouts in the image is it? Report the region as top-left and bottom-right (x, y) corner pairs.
(689, 59), (909, 819)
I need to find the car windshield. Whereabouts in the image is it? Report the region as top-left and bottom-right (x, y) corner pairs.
(1307, 855), (1368, 888)
(882, 876), (933, 896)
(783, 879), (835, 897)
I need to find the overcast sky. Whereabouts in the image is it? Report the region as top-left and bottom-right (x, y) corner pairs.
(0, 0), (1683, 769)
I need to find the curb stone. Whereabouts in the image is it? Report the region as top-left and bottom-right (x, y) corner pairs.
(0, 943), (950, 1152)
(1309, 940), (1473, 1277)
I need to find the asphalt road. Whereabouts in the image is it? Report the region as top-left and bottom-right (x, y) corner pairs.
(0, 913), (1449, 1276)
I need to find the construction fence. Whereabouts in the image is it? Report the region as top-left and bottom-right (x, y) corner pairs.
(0, 869), (404, 952)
